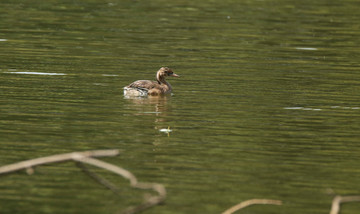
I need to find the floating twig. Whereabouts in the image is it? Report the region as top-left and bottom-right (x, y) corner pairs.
(222, 199), (282, 214)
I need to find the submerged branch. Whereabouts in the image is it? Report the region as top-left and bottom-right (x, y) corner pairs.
(222, 199), (282, 214)
(75, 157), (166, 214)
(77, 162), (122, 196)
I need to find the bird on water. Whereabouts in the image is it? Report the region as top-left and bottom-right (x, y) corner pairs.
(123, 67), (179, 97)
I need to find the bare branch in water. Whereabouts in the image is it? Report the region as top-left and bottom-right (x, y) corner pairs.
(222, 199), (282, 214)
(3, 151), (359, 214)
(330, 195), (360, 214)
(0, 150), (119, 175)
(75, 157), (166, 214)
(0, 150), (166, 214)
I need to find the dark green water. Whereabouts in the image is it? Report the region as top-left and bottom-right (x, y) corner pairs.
(1, 0), (360, 213)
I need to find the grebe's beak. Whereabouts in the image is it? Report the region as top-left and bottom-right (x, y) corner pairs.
(170, 73), (180, 77)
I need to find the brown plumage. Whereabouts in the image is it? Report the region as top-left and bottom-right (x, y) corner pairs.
(123, 67), (179, 96)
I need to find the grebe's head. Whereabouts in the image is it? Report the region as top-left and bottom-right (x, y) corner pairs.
(158, 67), (179, 77)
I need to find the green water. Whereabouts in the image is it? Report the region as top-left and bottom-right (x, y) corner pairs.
(1, 0), (360, 213)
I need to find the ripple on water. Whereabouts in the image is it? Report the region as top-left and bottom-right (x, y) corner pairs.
(4, 71), (66, 76)
(284, 106), (359, 111)
(295, 47), (318, 50)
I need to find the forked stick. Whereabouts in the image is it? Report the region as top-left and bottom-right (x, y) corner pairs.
(75, 157), (166, 214)
(0, 150), (166, 214)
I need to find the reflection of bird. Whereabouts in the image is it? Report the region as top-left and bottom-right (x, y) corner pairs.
(124, 67), (179, 97)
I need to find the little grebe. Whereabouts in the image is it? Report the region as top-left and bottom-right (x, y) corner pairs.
(123, 67), (179, 96)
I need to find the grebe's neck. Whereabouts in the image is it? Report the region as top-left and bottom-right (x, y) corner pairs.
(156, 72), (166, 84)
(156, 72), (172, 91)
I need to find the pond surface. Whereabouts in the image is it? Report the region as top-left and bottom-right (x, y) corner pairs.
(1, 0), (360, 213)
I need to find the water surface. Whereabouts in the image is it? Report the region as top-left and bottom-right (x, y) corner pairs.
(1, 0), (360, 213)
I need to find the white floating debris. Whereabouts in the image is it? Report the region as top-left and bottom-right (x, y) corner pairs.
(295, 47), (318, 50)
(159, 126), (172, 133)
(5, 71), (66, 75)
(0, 39), (7, 42)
